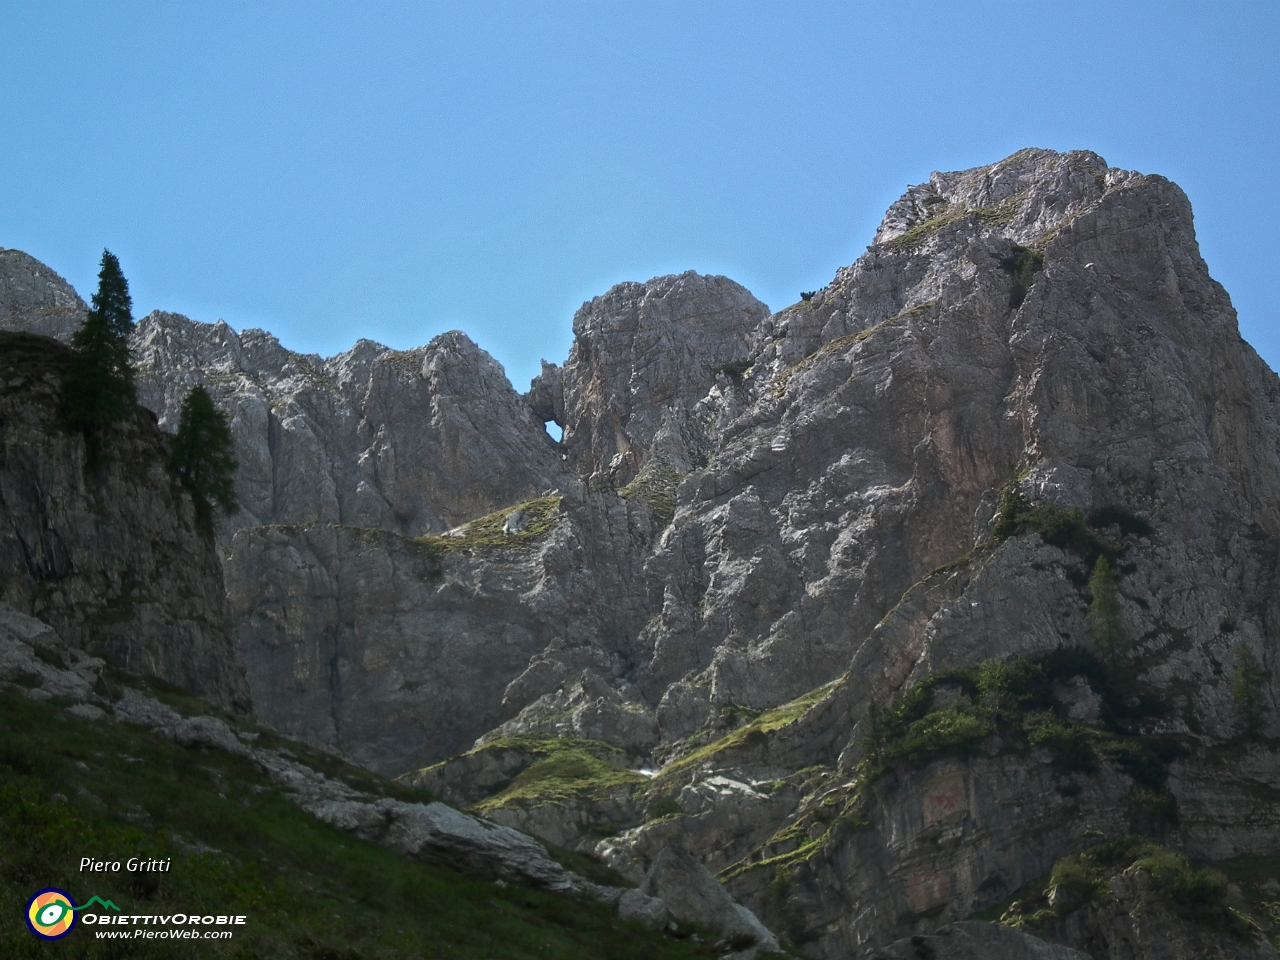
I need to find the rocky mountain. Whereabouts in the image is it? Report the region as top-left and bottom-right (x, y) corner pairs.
(3, 146), (1279, 959)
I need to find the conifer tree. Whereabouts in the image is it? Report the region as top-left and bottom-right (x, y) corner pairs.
(1232, 643), (1268, 738)
(171, 385), (239, 522)
(62, 250), (137, 447)
(1087, 555), (1126, 660)
(91, 249), (134, 339)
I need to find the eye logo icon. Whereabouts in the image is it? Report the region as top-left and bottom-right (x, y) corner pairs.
(26, 888), (77, 940)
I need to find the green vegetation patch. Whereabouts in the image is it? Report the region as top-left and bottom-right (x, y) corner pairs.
(659, 680), (842, 780)
(883, 194), (1026, 252)
(884, 209), (968, 251)
(0, 690), (711, 960)
(472, 739), (646, 814)
(1000, 245), (1045, 308)
(719, 782), (868, 889)
(413, 497), (562, 568)
(714, 359), (754, 386)
(618, 463), (685, 529)
(859, 648), (1179, 792)
(990, 479), (1127, 566)
(1001, 837), (1260, 943)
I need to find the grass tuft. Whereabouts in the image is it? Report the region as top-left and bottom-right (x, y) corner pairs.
(618, 464), (684, 529)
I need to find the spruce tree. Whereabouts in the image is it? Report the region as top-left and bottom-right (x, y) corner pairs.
(62, 250), (137, 448)
(91, 250), (134, 339)
(171, 385), (239, 522)
(1087, 555), (1126, 661)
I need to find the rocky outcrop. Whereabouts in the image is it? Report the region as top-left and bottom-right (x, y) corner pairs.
(533, 271), (769, 486)
(224, 486), (660, 775)
(0, 248), (86, 342)
(1, 606), (784, 947)
(1005, 862), (1280, 960)
(641, 845), (780, 956)
(0, 332), (248, 709)
(863, 921), (1090, 960)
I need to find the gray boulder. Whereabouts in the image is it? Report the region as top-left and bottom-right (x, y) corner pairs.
(641, 845), (779, 955)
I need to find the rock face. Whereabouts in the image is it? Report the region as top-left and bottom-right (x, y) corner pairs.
(223, 485), (662, 775)
(863, 921), (1091, 960)
(130, 314), (570, 541)
(0, 332), (248, 710)
(6, 147), (1280, 959)
(0, 248), (87, 342)
(641, 845), (780, 956)
(532, 271), (769, 486)
(410, 148), (1280, 957)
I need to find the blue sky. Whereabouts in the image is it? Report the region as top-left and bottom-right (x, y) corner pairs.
(2, 1), (1277, 391)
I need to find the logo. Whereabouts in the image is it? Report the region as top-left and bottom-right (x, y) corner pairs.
(26, 888), (77, 940)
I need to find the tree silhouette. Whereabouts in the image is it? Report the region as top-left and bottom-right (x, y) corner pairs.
(171, 385), (239, 523)
(62, 250), (136, 456)
(91, 249), (134, 339)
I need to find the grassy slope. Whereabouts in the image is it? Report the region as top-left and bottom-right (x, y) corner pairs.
(0, 689), (716, 960)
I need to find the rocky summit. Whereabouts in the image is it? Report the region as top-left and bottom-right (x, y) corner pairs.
(3, 147), (1280, 959)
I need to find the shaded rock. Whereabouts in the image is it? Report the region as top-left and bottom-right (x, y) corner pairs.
(863, 921), (1090, 959)
(617, 887), (669, 930)
(66, 703), (107, 722)
(0, 336), (248, 709)
(1036, 865), (1279, 960)
(641, 845), (779, 955)
(483, 669), (660, 753)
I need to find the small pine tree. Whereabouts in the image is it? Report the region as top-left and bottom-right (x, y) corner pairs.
(62, 250), (137, 450)
(1087, 555), (1126, 660)
(171, 385), (239, 522)
(1232, 643), (1269, 738)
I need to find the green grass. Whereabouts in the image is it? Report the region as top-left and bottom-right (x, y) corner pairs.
(999, 838), (1261, 943)
(858, 649), (1180, 792)
(618, 464), (685, 529)
(1000, 245), (1044, 308)
(0, 691), (718, 959)
(412, 498), (563, 569)
(884, 210), (968, 250)
(658, 680), (842, 780)
(473, 744), (646, 815)
(882, 195), (1026, 252)
(990, 480), (1128, 567)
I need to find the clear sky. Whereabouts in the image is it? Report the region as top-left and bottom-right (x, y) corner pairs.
(2, 1), (1277, 392)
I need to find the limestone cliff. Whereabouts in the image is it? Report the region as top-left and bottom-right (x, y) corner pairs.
(0, 332), (248, 710)
(129, 314), (570, 541)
